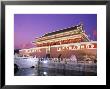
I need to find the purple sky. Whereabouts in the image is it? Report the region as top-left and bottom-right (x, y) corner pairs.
(14, 14), (97, 49)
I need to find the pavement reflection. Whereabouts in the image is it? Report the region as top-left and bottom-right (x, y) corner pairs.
(15, 67), (96, 76)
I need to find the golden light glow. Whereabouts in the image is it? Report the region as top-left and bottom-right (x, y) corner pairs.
(57, 43), (97, 51)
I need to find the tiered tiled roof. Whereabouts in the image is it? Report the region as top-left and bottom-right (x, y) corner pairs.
(42, 24), (82, 37)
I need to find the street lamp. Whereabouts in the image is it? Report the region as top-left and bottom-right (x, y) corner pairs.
(43, 60), (48, 64)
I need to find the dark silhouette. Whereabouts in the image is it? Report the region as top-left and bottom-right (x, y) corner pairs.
(14, 49), (20, 54)
(14, 64), (19, 74)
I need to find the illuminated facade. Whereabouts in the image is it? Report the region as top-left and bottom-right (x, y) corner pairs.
(19, 24), (97, 61)
(34, 24), (90, 47)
